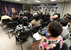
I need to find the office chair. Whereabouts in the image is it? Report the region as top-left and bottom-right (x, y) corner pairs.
(40, 15), (46, 20)
(41, 22), (48, 28)
(6, 21), (18, 39)
(54, 14), (60, 21)
(43, 15), (50, 22)
(2, 19), (11, 30)
(33, 25), (41, 33)
(13, 17), (18, 21)
(2, 19), (11, 24)
(60, 43), (69, 50)
(15, 28), (32, 50)
(49, 43), (69, 50)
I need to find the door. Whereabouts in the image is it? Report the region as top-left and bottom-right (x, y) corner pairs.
(28, 7), (30, 12)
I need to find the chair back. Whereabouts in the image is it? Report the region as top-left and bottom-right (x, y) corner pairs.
(60, 43), (69, 50)
(42, 15), (50, 22)
(46, 15), (50, 20)
(33, 25), (41, 33)
(40, 15), (46, 20)
(2, 19), (11, 24)
(41, 22), (48, 28)
(19, 29), (32, 40)
(52, 43), (69, 50)
(7, 21), (18, 28)
(13, 17), (18, 21)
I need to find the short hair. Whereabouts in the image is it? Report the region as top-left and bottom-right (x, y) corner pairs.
(64, 18), (69, 22)
(48, 21), (63, 37)
(60, 19), (68, 26)
(56, 18), (61, 22)
(34, 15), (40, 21)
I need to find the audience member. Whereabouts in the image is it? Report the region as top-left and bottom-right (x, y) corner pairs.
(1, 12), (11, 23)
(44, 12), (46, 15)
(39, 21), (63, 50)
(27, 13), (33, 22)
(37, 12), (39, 15)
(31, 15), (41, 29)
(51, 13), (58, 20)
(19, 10), (23, 16)
(15, 16), (32, 42)
(33, 12), (38, 17)
(47, 12), (50, 15)
(12, 12), (19, 20)
(60, 19), (70, 40)
(43, 14), (50, 22)
(30, 12), (33, 16)
(30, 21), (63, 50)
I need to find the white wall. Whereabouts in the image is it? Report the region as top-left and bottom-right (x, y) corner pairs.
(64, 3), (71, 14)
(23, 3), (71, 18)
(23, 3), (63, 17)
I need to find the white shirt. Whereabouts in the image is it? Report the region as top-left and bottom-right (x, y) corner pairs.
(15, 23), (32, 33)
(61, 26), (69, 38)
(1, 15), (11, 23)
(33, 13), (37, 16)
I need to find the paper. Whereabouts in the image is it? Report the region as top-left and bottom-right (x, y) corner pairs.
(33, 32), (41, 40)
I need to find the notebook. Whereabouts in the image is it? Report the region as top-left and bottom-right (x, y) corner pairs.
(33, 32), (41, 40)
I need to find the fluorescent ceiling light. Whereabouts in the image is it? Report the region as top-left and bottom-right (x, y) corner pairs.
(35, 1), (40, 3)
(51, 0), (56, 1)
(15, 0), (20, 1)
(27, 2), (30, 3)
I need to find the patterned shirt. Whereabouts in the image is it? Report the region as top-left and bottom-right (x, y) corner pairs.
(15, 23), (32, 34)
(39, 36), (63, 50)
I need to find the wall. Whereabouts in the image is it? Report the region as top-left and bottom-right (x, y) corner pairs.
(23, 2), (71, 18)
(64, 3), (71, 14)
(23, 3), (64, 17)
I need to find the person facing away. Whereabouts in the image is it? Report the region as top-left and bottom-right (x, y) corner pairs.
(15, 16), (32, 42)
(50, 13), (58, 20)
(11, 12), (19, 20)
(15, 16), (32, 32)
(44, 12), (46, 15)
(19, 10), (24, 16)
(39, 21), (63, 50)
(47, 12), (50, 15)
(1, 12), (11, 23)
(33, 12), (38, 17)
(31, 15), (41, 29)
(60, 19), (69, 40)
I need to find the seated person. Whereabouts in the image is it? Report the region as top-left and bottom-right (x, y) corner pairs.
(30, 21), (63, 50)
(15, 17), (32, 42)
(47, 12), (50, 15)
(51, 13), (58, 20)
(31, 15), (41, 29)
(39, 21), (63, 50)
(42, 19), (69, 39)
(11, 12), (19, 20)
(60, 19), (70, 40)
(1, 12), (11, 23)
(19, 10), (24, 16)
(27, 13), (33, 22)
(33, 12), (38, 17)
